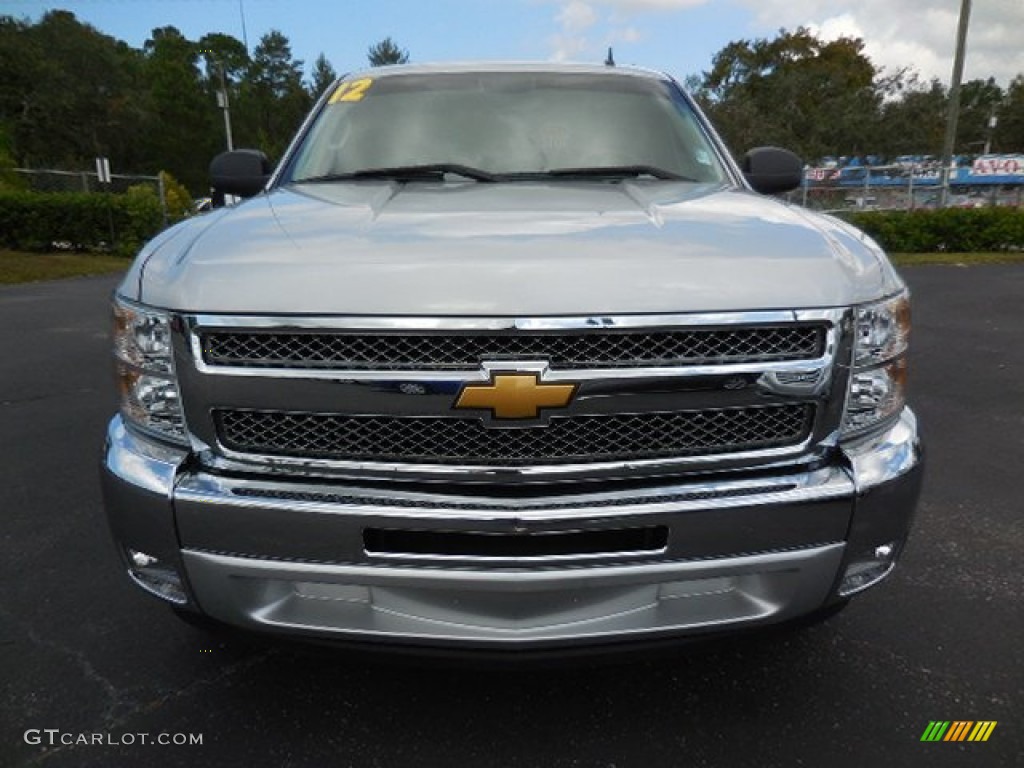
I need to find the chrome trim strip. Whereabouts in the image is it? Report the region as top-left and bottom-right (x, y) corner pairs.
(190, 309), (840, 331)
(188, 309), (842, 379)
(174, 463), (852, 522)
(362, 547), (671, 565)
(193, 358), (834, 382)
(204, 434), (818, 478)
(226, 481), (796, 512)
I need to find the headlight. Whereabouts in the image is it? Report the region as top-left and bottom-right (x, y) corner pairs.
(113, 298), (187, 444)
(842, 291), (911, 438)
(853, 292), (910, 366)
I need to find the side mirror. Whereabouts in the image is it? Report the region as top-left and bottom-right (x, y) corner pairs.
(210, 149), (272, 199)
(741, 147), (803, 195)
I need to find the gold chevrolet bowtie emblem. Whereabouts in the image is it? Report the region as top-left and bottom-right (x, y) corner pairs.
(455, 373), (577, 420)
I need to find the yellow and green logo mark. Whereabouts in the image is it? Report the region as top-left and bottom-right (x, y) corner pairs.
(921, 721), (997, 742)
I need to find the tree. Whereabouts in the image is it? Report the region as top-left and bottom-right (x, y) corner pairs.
(248, 30), (303, 99)
(243, 30), (311, 158)
(695, 28), (881, 161)
(309, 53), (337, 98)
(995, 75), (1024, 152)
(875, 75), (948, 157)
(956, 78), (1004, 154)
(141, 26), (216, 190)
(0, 123), (21, 189)
(158, 170), (193, 221)
(0, 11), (146, 170)
(367, 37), (408, 67)
(0, 16), (42, 164)
(197, 32), (249, 84)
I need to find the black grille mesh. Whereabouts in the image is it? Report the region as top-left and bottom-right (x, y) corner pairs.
(216, 405), (813, 466)
(202, 326), (825, 370)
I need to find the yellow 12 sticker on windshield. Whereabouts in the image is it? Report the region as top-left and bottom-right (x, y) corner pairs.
(328, 78), (373, 104)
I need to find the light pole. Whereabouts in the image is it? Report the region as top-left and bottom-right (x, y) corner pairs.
(940, 0), (972, 207)
(215, 62), (235, 152)
(239, 0), (249, 53)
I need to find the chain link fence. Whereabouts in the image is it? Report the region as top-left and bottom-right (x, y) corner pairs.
(5, 168), (172, 253)
(788, 161), (1024, 213)
(13, 168), (169, 222)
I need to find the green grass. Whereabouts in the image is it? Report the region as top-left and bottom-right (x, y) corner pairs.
(0, 249), (130, 285)
(890, 251), (1024, 266)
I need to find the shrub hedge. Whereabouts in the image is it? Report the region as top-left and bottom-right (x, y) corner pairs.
(0, 187), (164, 256)
(841, 207), (1024, 253)
(1, 188), (1021, 256)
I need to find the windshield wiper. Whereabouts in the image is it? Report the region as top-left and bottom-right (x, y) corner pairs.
(295, 164), (497, 183)
(543, 165), (695, 181)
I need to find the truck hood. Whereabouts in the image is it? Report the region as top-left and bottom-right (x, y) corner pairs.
(130, 181), (902, 315)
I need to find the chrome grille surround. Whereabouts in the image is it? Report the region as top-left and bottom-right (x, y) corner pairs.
(215, 404), (814, 466)
(201, 325), (825, 370)
(179, 309), (851, 481)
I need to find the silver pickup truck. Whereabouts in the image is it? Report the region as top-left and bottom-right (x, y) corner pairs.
(101, 62), (922, 652)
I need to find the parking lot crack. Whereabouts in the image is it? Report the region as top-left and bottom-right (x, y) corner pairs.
(0, 603), (123, 727)
(20, 643), (275, 766)
(111, 648), (276, 726)
(0, 387), (99, 407)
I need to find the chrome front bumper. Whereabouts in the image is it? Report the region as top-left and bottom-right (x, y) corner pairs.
(101, 410), (923, 649)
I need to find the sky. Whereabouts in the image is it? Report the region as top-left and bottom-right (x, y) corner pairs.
(1, 0), (1022, 87)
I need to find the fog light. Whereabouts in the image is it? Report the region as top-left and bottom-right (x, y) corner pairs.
(125, 548), (187, 604)
(838, 541), (899, 597)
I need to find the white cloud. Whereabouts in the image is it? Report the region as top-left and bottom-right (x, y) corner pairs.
(549, 32), (590, 61)
(616, 26), (643, 43)
(811, 13), (862, 43)
(596, 0), (707, 7)
(550, 0), (599, 59)
(736, 0), (1024, 85)
(557, 0), (598, 31)
(547, 0), (707, 61)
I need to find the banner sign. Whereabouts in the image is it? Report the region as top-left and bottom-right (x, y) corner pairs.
(803, 155), (1024, 187)
(969, 155), (1024, 177)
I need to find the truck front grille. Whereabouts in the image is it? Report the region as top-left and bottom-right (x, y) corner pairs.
(215, 404), (813, 466)
(201, 325), (825, 371)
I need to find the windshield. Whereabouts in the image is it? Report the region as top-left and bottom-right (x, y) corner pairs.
(285, 71), (729, 183)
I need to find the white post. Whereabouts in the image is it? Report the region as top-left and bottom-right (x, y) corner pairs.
(217, 65), (235, 152)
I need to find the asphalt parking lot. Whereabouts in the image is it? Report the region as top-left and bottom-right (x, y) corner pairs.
(1, 265), (1021, 768)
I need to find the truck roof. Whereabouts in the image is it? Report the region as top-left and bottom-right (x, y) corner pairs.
(342, 60), (671, 82)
